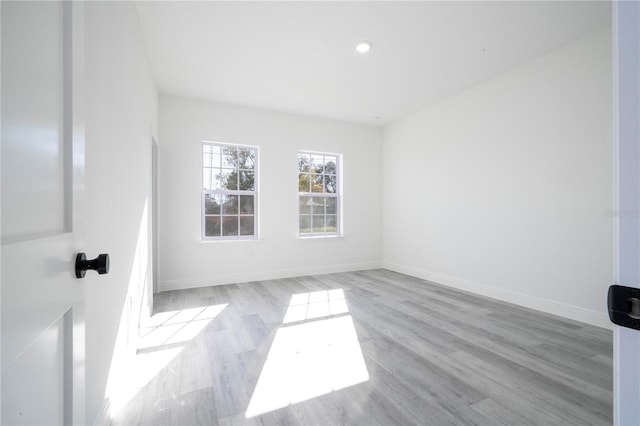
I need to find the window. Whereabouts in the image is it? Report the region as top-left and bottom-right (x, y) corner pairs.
(298, 151), (341, 236)
(202, 142), (257, 240)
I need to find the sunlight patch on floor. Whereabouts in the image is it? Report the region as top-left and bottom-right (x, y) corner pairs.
(138, 304), (227, 349)
(245, 290), (368, 418)
(283, 289), (349, 323)
(108, 303), (227, 419)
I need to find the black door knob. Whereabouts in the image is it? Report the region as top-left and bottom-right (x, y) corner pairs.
(75, 253), (109, 279)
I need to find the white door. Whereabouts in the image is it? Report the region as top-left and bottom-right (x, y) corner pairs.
(1, 1), (87, 424)
(614, 1), (640, 425)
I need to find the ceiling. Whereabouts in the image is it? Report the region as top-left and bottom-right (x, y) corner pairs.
(135, 1), (611, 126)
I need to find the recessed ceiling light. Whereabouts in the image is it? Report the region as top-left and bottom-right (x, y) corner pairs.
(355, 41), (372, 54)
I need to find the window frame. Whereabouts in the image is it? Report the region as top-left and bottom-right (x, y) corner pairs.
(297, 150), (342, 238)
(201, 141), (259, 241)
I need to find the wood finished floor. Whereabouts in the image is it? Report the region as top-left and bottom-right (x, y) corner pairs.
(111, 269), (612, 426)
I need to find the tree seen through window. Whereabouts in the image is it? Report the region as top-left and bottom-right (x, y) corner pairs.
(203, 143), (257, 238)
(298, 152), (340, 235)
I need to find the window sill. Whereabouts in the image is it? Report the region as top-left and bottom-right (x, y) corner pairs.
(297, 234), (344, 240)
(201, 237), (263, 243)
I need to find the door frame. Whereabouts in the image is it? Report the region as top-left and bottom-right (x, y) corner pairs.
(152, 138), (159, 297)
(613, 1), (640, 425)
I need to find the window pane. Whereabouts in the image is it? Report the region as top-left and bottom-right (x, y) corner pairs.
(299, 174), (311, 192)
(326, 197), (337, 215)
(239, 170), (255, 190)
(203, 168), (216, 190)
(311, 197), (325, 214)
(325, 174), (337, 193)
(222, 216), (238, 236)
(240, 195), (254, 214)
(203, 145), (221, 168)
(299, 215), (311, 233)
(222, 146), (238, 168)
(203, 143), (258, 240)
(240, 216), (254, 235)
(205, 216), (221, 237)
(218, 169), (237, 190)
(311, 215), (325, 232)
(299, 196), (312, 214)
(311, 155), (324, 174)
(238, 148), (255, 170)
(298, 151), (340, 236)
(298, 154), (310, 173)
(325, 157), (337, 175)
(204, 194), (221, 214)
(221, 195), (238, 214)
(311, 175), (324, 193)
(326, 215), (337, 232)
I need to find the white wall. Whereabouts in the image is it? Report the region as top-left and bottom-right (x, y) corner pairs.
(85, 2), (158, 422)
(158, 96), (382, 291)
(383, 29), (613, 328)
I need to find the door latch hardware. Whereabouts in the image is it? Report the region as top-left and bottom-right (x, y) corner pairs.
(75, 253), (110, 279)
(608, 285), (640, 330)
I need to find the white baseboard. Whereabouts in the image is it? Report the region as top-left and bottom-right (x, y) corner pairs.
(383, 261), (612, 330)
(158, 261), (382, 292)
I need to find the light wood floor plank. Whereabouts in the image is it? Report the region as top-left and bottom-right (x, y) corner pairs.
(111, 269), (612, 425)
